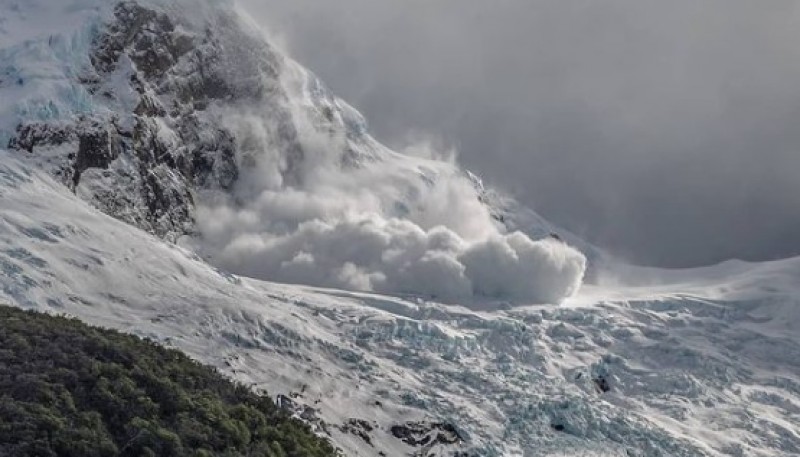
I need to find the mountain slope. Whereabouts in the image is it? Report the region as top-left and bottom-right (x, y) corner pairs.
(1, 0), (799, 456)
(0, 305), (336, 457)
(2, 151), (800, 456)
(0, 0), (589, 304)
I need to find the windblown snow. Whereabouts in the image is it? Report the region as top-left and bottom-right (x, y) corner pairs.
(0, 0), (586, 304)
(1, 0), (799, 456)
(193, 128), (586, 302)
(190, 53), (586, 303)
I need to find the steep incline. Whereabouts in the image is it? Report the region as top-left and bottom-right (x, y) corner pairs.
(2, 151), (800, 456)
(1, 1), (799, 455)
(1, 0), (296, 237)
(0, 0), (589, 303)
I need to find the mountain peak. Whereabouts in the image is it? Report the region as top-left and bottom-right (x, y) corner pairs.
(1, 0), (291, 237)
(0, 0), (588, 304)
(2, 2), (800, 456)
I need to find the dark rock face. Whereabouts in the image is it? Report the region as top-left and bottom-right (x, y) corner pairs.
(73, 122), (123, 186)
(593, 373), (611, 393)
(391, 421), (465, 455)
(8, 123), (73, 153)
(90, 2), (188, 79)
(340, 418), (376, 447)
(7, 1), (304, 240)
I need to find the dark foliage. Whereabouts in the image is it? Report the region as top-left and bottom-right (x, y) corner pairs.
(0, 305), (337, 456)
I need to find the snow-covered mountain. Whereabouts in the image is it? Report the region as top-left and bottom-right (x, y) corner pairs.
(0, 0), (591, 304)
(1, 0), (799, 455)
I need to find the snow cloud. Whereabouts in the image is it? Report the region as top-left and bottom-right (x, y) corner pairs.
(193, 66), (586, 304)
(239, 0), (800, 268)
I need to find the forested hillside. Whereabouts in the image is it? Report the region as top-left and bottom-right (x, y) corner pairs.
(0, 305), (336, 457)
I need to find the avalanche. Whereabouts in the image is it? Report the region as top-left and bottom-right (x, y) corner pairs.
(1, 0), (586, 304)
(1, 0), (799, 455)
(3, 147), (800, 456)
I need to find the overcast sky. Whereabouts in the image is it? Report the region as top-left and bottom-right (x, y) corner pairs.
(239, 0), (800, 267)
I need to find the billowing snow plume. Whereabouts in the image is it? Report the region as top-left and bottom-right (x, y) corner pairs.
(0, 0), (585, 304)
(193, 65), (586, 303)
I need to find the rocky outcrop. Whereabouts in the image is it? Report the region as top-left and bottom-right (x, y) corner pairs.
(340, 418), (376, 447)
(7, 1), (302, 239)
(390, 421), (466, 456)
(8, 123), (73, 154)
(73, 121), (123, 186)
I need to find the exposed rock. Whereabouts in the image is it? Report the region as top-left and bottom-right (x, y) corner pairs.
(591, 358), (613, 393)
(390, 421), (465, 448)
(8, 123), (74, 153)
(593, 374), (611, 393)
(6, 1), (297, 239)
(73, 122), (123, 186)
(339, 418), (376, 447)
(90, 2), (192, 80)
(276, 394), (297, 413)
(275, 394), (331, 437)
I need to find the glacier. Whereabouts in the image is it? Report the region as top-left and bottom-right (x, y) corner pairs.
(1, 0), (799, 455)
(2, 148), (800, 456)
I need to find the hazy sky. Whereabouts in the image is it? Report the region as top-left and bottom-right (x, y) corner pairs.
(239, 0), (800, 267)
